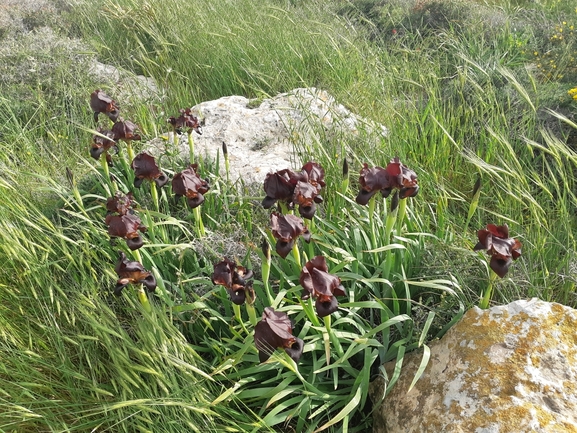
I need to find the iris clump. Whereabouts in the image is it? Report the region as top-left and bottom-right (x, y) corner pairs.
(131, 152), (169, 189)
(90, 128), (117, 165)
(167, 108), (202, 135)
(105, 191), (147, 251)
(90, 89), (120, 123)
(112, 119), (142, 143)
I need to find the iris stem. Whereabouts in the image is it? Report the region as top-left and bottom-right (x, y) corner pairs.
(291, 242), (301, 270)
(150, 180), (159, 212)
(131, 249), (152, 313)
(137, 287), (152, 314)
(341, 174), (349, 197)
(261, 251), (274, 306)
(323, 315), (344, 360)
(384, 203), (398, 245)
(246, 301), (258, 327)
(150, 181), (160, 212)
(193, 206), (205, 237)
(223, 149), (230, 185)
(100, 154), (116, 195)
(368, 195), (377, 249)
(187, 132), (194, 165)
(173, 128), (179, 147)
(479, 271), (498, 309)
(382, 199), (399, 281)
(396, 197), (407, 235)
(126, 140), (135, 163)
(232, 303), (248, 334)
(307, 217), (315, 261)
(279, 201), (290, 215)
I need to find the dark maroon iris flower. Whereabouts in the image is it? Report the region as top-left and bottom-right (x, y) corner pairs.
(300, 256), (346, 317)
(262, 162), (325, 218)
(270, 212), (311, 258)
(114, 251), (156, 295)
(90, 89), (120, 123)
(356, 157), (419, 205)
(211, 258), (254, 305)
(262, 168), (303, 209)
(106, 191), (136, 216)
(293, 181), (323, 219)
(356, 164), (390, 205)
(301, 161), (326, 192)
(131, 152), (169, 188)
(90, 128), (117, 165)
(254, 307), (304, 363)
(474, 224), (522, 278)
(105, 213), (147, 251)
(172, 164), (210, 209)
(167, 108), (202, 135)
(112, 119), (141, 142)
(384, 157), (419, 199)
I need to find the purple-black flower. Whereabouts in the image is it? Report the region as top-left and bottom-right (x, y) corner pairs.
(254, 307), (304, 363)
(300, 256), (346, 317)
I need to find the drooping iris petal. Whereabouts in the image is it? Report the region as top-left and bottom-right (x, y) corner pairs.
(315, 296), (339, 318)
(90, 89), (120, 123)
(270, 212), (311, 258)
(114, 251), (156, 295)
(262, 169), (301, 208)
(105, 214), (147, 251)
(293, 181), (319, 219)
(356, 158), (419, 203)
(356, 164), (390, 205)
(172, 164), (210, 209)
(254, 307), (303, 363)
(131, 152), (169, 188)
(299, 256), (346, 317)
(474, 224), (522, 278)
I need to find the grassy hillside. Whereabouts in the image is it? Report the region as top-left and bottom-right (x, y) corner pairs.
(1, 0), (576, 431)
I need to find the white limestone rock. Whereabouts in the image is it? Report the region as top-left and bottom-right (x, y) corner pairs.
(148, 88), (388, 184)
(370, 298), (577, 433)
(88, 61), (163, 107)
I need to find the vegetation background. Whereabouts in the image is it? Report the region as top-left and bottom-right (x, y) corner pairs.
(1, 0), (576, 431)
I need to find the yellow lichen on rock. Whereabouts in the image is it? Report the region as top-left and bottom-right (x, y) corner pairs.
(371, 299), (577, 433)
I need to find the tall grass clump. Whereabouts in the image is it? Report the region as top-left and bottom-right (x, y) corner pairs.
(68, 0), (370, 107)
(0, 168), (260, 432)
